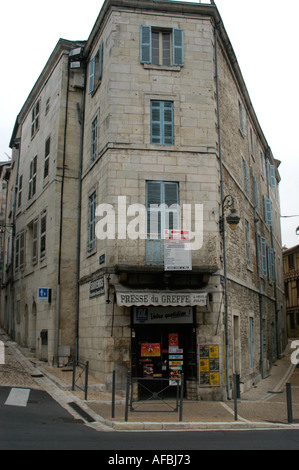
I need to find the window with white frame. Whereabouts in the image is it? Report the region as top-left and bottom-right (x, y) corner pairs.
(88, 192), (96, 251)
(28, 156), (37, 200)
(15, 231), (25, 271)
(91, 117), (98, 161)
(31, 99), (40, 139)
(88, 41), (103, 95)
(238, 100), (246, 135)
(44, 137), (50, 179)
(40, 211), (47, 258)
(17, 175), (23, 208)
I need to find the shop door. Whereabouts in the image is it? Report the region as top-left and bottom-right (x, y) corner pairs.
(132, 324), (193, 398)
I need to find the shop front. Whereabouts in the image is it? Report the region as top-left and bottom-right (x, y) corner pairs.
(116, 288), (208, 398)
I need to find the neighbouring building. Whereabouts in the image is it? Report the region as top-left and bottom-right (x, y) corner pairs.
(1, 0), (287, 400)
(283, 245), (299, 337)
(1, 39), (85, 364)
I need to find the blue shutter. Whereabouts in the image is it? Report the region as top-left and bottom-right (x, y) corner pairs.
(163, 101), (174, 145)
(98, 41), (103, 80)
(151, 101), (174, 145)
(151, 101), (162, 144)
(173, 28), (184, 66)
(269, 164), (276, 189)
(260, 236), (267, 276)
(269, 247), (276, 281)
(245, 220), (250, 264)
(140, 25), (151, 64)
(88, 57), (95, 94)
(264, 196), (272, 226)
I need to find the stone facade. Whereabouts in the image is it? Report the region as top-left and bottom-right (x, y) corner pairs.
(1, 0), (287, 400)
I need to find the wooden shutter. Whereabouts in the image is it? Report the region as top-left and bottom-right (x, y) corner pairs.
(88, 57), (95, 94)
(260, 236), (267, 276)
(173, 28), (184, 66)
(264, 196), (272, 226)
(151, 101), (162, 144)
(98, 41), (103, 80)
(140, 25), (151, 64)
(163, 102), (174, 145)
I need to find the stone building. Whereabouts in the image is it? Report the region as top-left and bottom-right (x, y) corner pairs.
(1, 0), (287, 400)
(1, 39), (85, 364)
(283, 245), (299, 337)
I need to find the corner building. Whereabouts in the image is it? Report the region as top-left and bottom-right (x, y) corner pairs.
(79, 0), (286, 400)
(2, 0), (287, 401)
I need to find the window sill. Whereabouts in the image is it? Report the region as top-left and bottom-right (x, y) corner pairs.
(144, 63), (181, 72)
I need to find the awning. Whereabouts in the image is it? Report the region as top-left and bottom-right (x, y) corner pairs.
(114, 284), (209, 307)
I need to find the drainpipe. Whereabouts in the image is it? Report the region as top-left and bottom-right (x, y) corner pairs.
(75, 61), (86, 364)
(54, 54), (70, 364)
(266, 148), (281, 360)
(9, 139), (21, 340)
(254, 208), (265, 379)
(214, 23), (230, 399)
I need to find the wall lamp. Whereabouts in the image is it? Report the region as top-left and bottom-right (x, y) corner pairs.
(219, 195), (240, 234)
(296, 226), (299, 236)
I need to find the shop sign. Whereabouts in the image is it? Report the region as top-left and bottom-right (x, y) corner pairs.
(133, 306), (193, 324)
(117, 291), (208, 307)
(140, 343), (161, 357)
(90, 276), (105, 298)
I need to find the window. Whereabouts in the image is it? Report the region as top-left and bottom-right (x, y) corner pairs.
(263, 196), (272, 226)
(91, 117), (98, 161)
(250, 128), (254, 155)
(40, 211), (47, 258)
(44, 137), (50, 178)
(245, 220), (250, 265)
(31, 99), (40, 139)
(252, 175), (260, 211)
(267, 246), (276, 282)
(288, 253), (295, 270)
(28, 156), (37, 200)
(32, 219), (38, 264)
(88, 41), (103, 94)
(242, 157), (249, 195)
(261, 152), (266, 178)
(151, 101), (174, 145)
(15, 231), (25, 271)
(238, 100), (246, 135)
(45, 98), (50, 116)
(88, 192), (96, 250)
(260, 236), (267, 277)
(17, 175), (22, 208)
(146, 181), (179, 238)
(140, 26), (184, 66)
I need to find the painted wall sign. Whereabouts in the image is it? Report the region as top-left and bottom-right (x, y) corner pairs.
(117, 291), (208, 307)
(90, 276), (105, 298)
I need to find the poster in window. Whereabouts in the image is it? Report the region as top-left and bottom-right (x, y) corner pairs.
(143, 364), (154, 378)
(141, 343), (161, 357)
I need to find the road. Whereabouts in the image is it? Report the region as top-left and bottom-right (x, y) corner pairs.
(1, 385), (299, 451)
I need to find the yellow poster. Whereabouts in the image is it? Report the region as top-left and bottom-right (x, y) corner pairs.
(210, 372), (220, 386)
(200, 358), (209, 372)
(209, 345), (219, 358)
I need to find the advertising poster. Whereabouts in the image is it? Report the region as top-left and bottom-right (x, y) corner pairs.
(140, 343), (161, 357)
(199, 343), (220, 387)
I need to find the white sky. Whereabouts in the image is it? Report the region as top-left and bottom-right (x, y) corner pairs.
(1, 0), (298, 248)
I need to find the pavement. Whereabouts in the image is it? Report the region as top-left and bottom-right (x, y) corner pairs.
(1, 327), (299, 432)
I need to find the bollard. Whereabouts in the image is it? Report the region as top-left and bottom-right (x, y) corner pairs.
(286, 382), (293, 424)
(233, 373), (238, 421)
(124, 371), (130, 422)
(179, 373), (184, 422)
(84, 361), (89, 401)
(111, 370), (116, 419)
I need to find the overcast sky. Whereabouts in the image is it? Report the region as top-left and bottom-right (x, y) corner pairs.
(1, 0), (298, 248)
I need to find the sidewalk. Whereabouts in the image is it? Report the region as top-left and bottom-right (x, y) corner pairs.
(1, 328), (299, 431)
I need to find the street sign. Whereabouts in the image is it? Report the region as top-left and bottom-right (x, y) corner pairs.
(38, 288), (51, 304)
